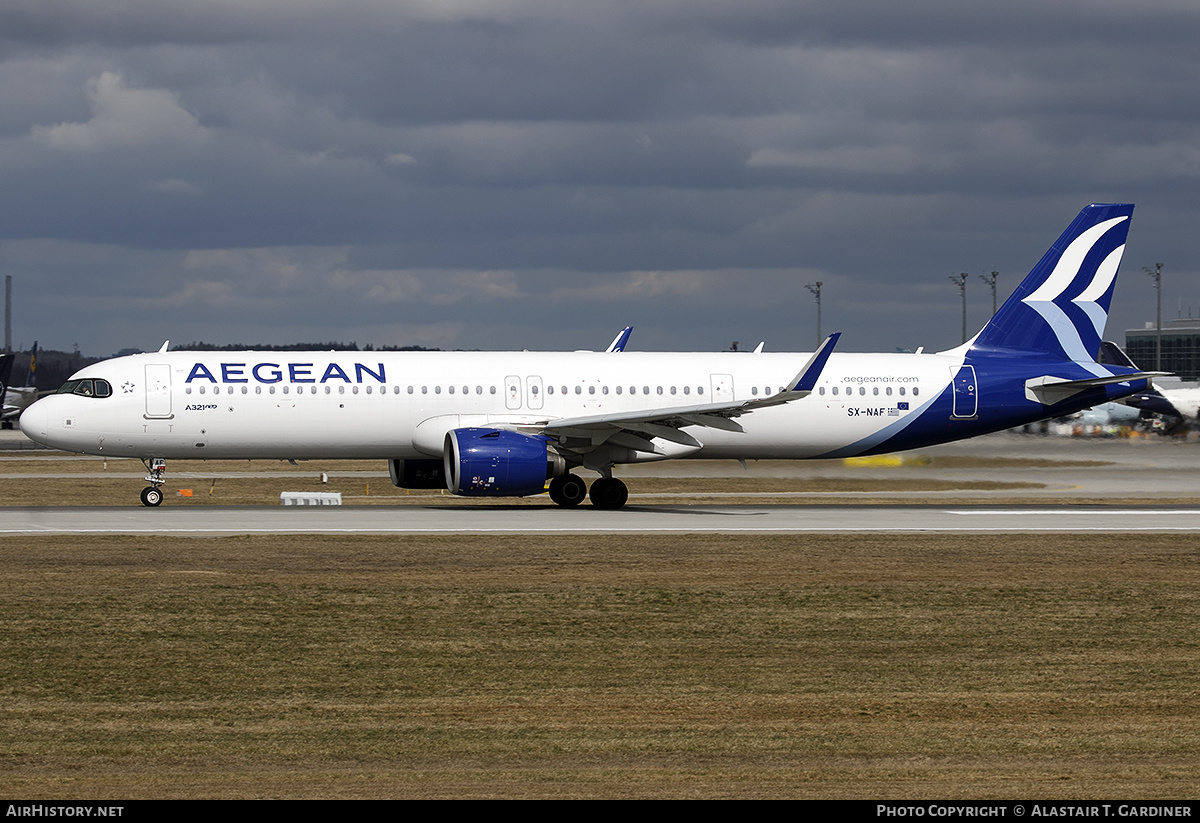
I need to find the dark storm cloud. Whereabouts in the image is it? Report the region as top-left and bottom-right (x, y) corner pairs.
(1, 1), (1198, 357)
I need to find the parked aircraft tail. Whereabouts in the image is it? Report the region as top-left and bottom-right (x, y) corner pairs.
(969, 203), (1133, 363)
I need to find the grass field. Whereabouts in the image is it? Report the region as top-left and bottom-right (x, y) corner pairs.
(0, 453), (1055, 507)
(2, 532), (1198, 798)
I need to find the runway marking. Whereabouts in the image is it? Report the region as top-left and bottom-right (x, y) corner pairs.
(948, 509), (1200, 515)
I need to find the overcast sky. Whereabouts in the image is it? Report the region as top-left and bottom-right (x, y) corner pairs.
(2, 0), (1198, 357)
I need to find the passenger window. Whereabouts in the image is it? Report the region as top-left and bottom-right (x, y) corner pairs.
(832, 386), (839, 396)
(185, 386), (193, 395)
(697, 387), (704, 395)
(913, 387), (920, 397)
(873, 387), (879, 396)
(588, 386), (595, 395)
(886, 387), (892, 396)
(899, 387), (905, 396)
(615, 386), (622, 395)
(657, 386), (663, 395)
(198, 385), (205, 395)
(818, 387), (825, 396)
(448, 385), (455, 394)
(575, 386), (582, 395)
(434, 386), (440, 394)
(683, 386), (690, 395)
(242, 386), (248, 395)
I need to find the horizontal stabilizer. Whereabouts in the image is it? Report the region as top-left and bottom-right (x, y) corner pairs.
(1025, 371), (1164, 406)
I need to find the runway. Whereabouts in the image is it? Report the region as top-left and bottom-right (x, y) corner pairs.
(6, 503), (1200, 534)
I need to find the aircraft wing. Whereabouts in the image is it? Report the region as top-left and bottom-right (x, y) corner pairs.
(516, 333), (840, 450)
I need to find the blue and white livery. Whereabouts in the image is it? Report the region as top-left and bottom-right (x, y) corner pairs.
(21, 204), (1156, 508)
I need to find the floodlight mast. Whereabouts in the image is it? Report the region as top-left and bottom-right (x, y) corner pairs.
(950, 272), (968, 344)
(805, 281), (823, 347)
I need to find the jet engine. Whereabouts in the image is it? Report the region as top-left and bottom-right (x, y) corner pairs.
(443, 428), (564, 496)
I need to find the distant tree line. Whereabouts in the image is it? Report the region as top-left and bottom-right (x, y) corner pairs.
(4, 348), (100, 393)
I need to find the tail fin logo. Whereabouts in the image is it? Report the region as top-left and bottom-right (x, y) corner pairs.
(973, 204), (1133, 366)
(1020, 215), (1128, 364)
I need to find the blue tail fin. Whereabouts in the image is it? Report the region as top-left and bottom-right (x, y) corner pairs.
(971, 203), (1134, 362)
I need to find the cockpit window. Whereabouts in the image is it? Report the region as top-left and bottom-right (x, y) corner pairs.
(55, 379), (113, 398)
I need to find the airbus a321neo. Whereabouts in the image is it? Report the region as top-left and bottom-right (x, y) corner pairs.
(21, 203), (1157, 509)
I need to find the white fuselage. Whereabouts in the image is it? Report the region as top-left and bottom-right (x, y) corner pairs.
(20, 349), (961, 462)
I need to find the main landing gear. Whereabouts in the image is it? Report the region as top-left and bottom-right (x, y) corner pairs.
(548, 473), (628, 510)
(140, 457), (166, 507)
(548, 473), (588, 507)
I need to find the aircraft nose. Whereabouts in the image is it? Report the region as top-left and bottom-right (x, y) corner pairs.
(18, 398), (50, 444)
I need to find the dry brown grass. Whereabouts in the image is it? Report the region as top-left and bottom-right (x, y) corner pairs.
(2, 532), (1198, 798)
(0, 453), (1044, 507)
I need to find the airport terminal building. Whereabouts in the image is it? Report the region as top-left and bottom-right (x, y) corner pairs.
(1126, 319), (1200, 380)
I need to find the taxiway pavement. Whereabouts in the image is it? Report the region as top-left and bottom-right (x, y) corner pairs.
(4, 503), (1200, 535)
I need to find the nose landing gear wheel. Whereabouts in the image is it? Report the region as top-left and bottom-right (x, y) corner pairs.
(140, 486), (163, 507)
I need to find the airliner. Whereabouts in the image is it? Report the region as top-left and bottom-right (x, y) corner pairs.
(21, 203), (1158, 508)
(1, 342), (39, 430)
(1098, 341), (1197, 426)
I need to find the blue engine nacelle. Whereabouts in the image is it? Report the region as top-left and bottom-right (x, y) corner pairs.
(443, 428), (564, 497)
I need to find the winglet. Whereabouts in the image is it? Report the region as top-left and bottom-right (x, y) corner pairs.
(791, 332), (841, 393)
(605, 326), (633, 353)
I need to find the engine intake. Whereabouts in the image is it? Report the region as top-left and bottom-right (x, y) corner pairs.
(443, 428), (562, 497)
